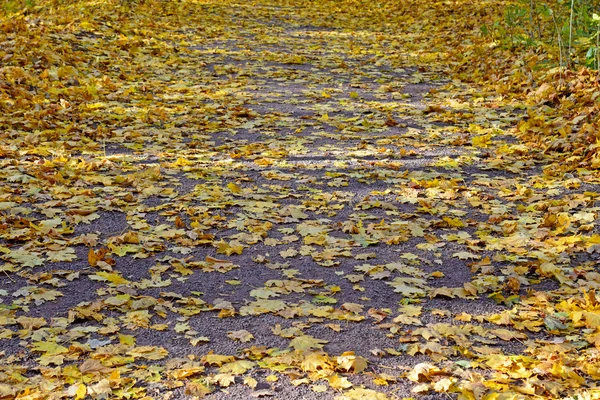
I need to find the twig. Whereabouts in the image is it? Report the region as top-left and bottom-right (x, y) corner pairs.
(596, 22), (600, 73)
(551, 10), (565, 86)
(3, 270), (15, 283)
(529, 0), (535, 40)
(568, 0), (575, 67)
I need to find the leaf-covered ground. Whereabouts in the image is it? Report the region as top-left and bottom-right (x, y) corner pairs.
(1, 1), (600, 399)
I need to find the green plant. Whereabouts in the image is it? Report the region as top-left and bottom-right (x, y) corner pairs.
(584, 13), (600, 69)
(494, 0), (600, 70)
(505, 3), (529, 45)
(2, 0), (36, 15)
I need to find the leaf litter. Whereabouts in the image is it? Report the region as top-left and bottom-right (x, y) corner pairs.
(1, 0), (600, 399)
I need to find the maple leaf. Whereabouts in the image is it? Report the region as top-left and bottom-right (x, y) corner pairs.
(355, 252), (377, 260)
(301, 351), (332, 371)
(386, 280), (427, 297)
(203, 354), (235, 366)
(327, 373), (353, 389)
(250, 287), (279, 299)
(168, 365), (205, 380)
(312, 384), (328, 393)
(489, 329), (527, 341)
(454, 313), (472, 322)
(240, 299), (287, 315)
(227, 329), (254, 343)
(31, 340), (69, 355)
(335, 388), (391, 399)
(342, 303), (364, 314)
(127, 346), (169, 360)
(313, 294), (337, 304)
(16, 316), (46, 330)
(47, 248), (77, 262)
(429, 287), (456, 299)
(6, 249), (44, 267)
(87, 380), (112, 397)
(280, 248), (298, 258)
(244, 377), (258, 389)
(227, 182), (243, 194)
(89, 271), (130, 285)
(345, 274), (364, 283)
(452, 251), (480, 260)
(212, 373), (236, 387)
(215, 240), (244, 256)
(184, 381), (213, 397)
(219, 360), (255, 374)
(432, 377), (454, 392)
(289, 335), (328, 351)
(337, 352), (368, 373)
(66, 383), (87, 400)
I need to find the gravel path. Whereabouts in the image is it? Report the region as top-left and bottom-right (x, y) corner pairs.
(1, 1), (600, 399)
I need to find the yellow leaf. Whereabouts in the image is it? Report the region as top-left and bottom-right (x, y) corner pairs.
(227, 182), (242, 194)
(89, 271), (129, 285)
(472, 134), (491, 147)
(328, 373), (353, 389)
(311, 384), (327, 392)
(75, 383), (86, 400)
(584, 312), (600, 329)
(489, 329), (527, 341)
(219, 360), (255, 374)
(203, 354), (235, 366)
(126, 346), (168, 360)
(169, 366), (205, 380)
(412, 383), (430, 393)
(32, 341), (69, 355)
(244, 377), (258, 389)
(227, 330), (254, 343)
(119, 334), (136, 346)
(215, 240), (243, 256)
(291, 377), (310, 386)
(342, 303), (364, 314)
(206, 255), (232, 264)
(398, 305), (422, 317)
(280, 248), (298, 258)
(432, 377), (454, 392)
(454, 313), (472, 322)
(213, 373), (236, 387)
(337, 352), (367, 373)
(16, 316), (46, 330)
(301, 352), (332, 371)
(373, 376), (389, 386)
(289, 335), (328, 351)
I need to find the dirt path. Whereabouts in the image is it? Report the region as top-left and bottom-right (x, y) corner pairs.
(1, 1), (600, 399)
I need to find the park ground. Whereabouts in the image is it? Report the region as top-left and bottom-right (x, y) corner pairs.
(1, 1), (600, 399)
